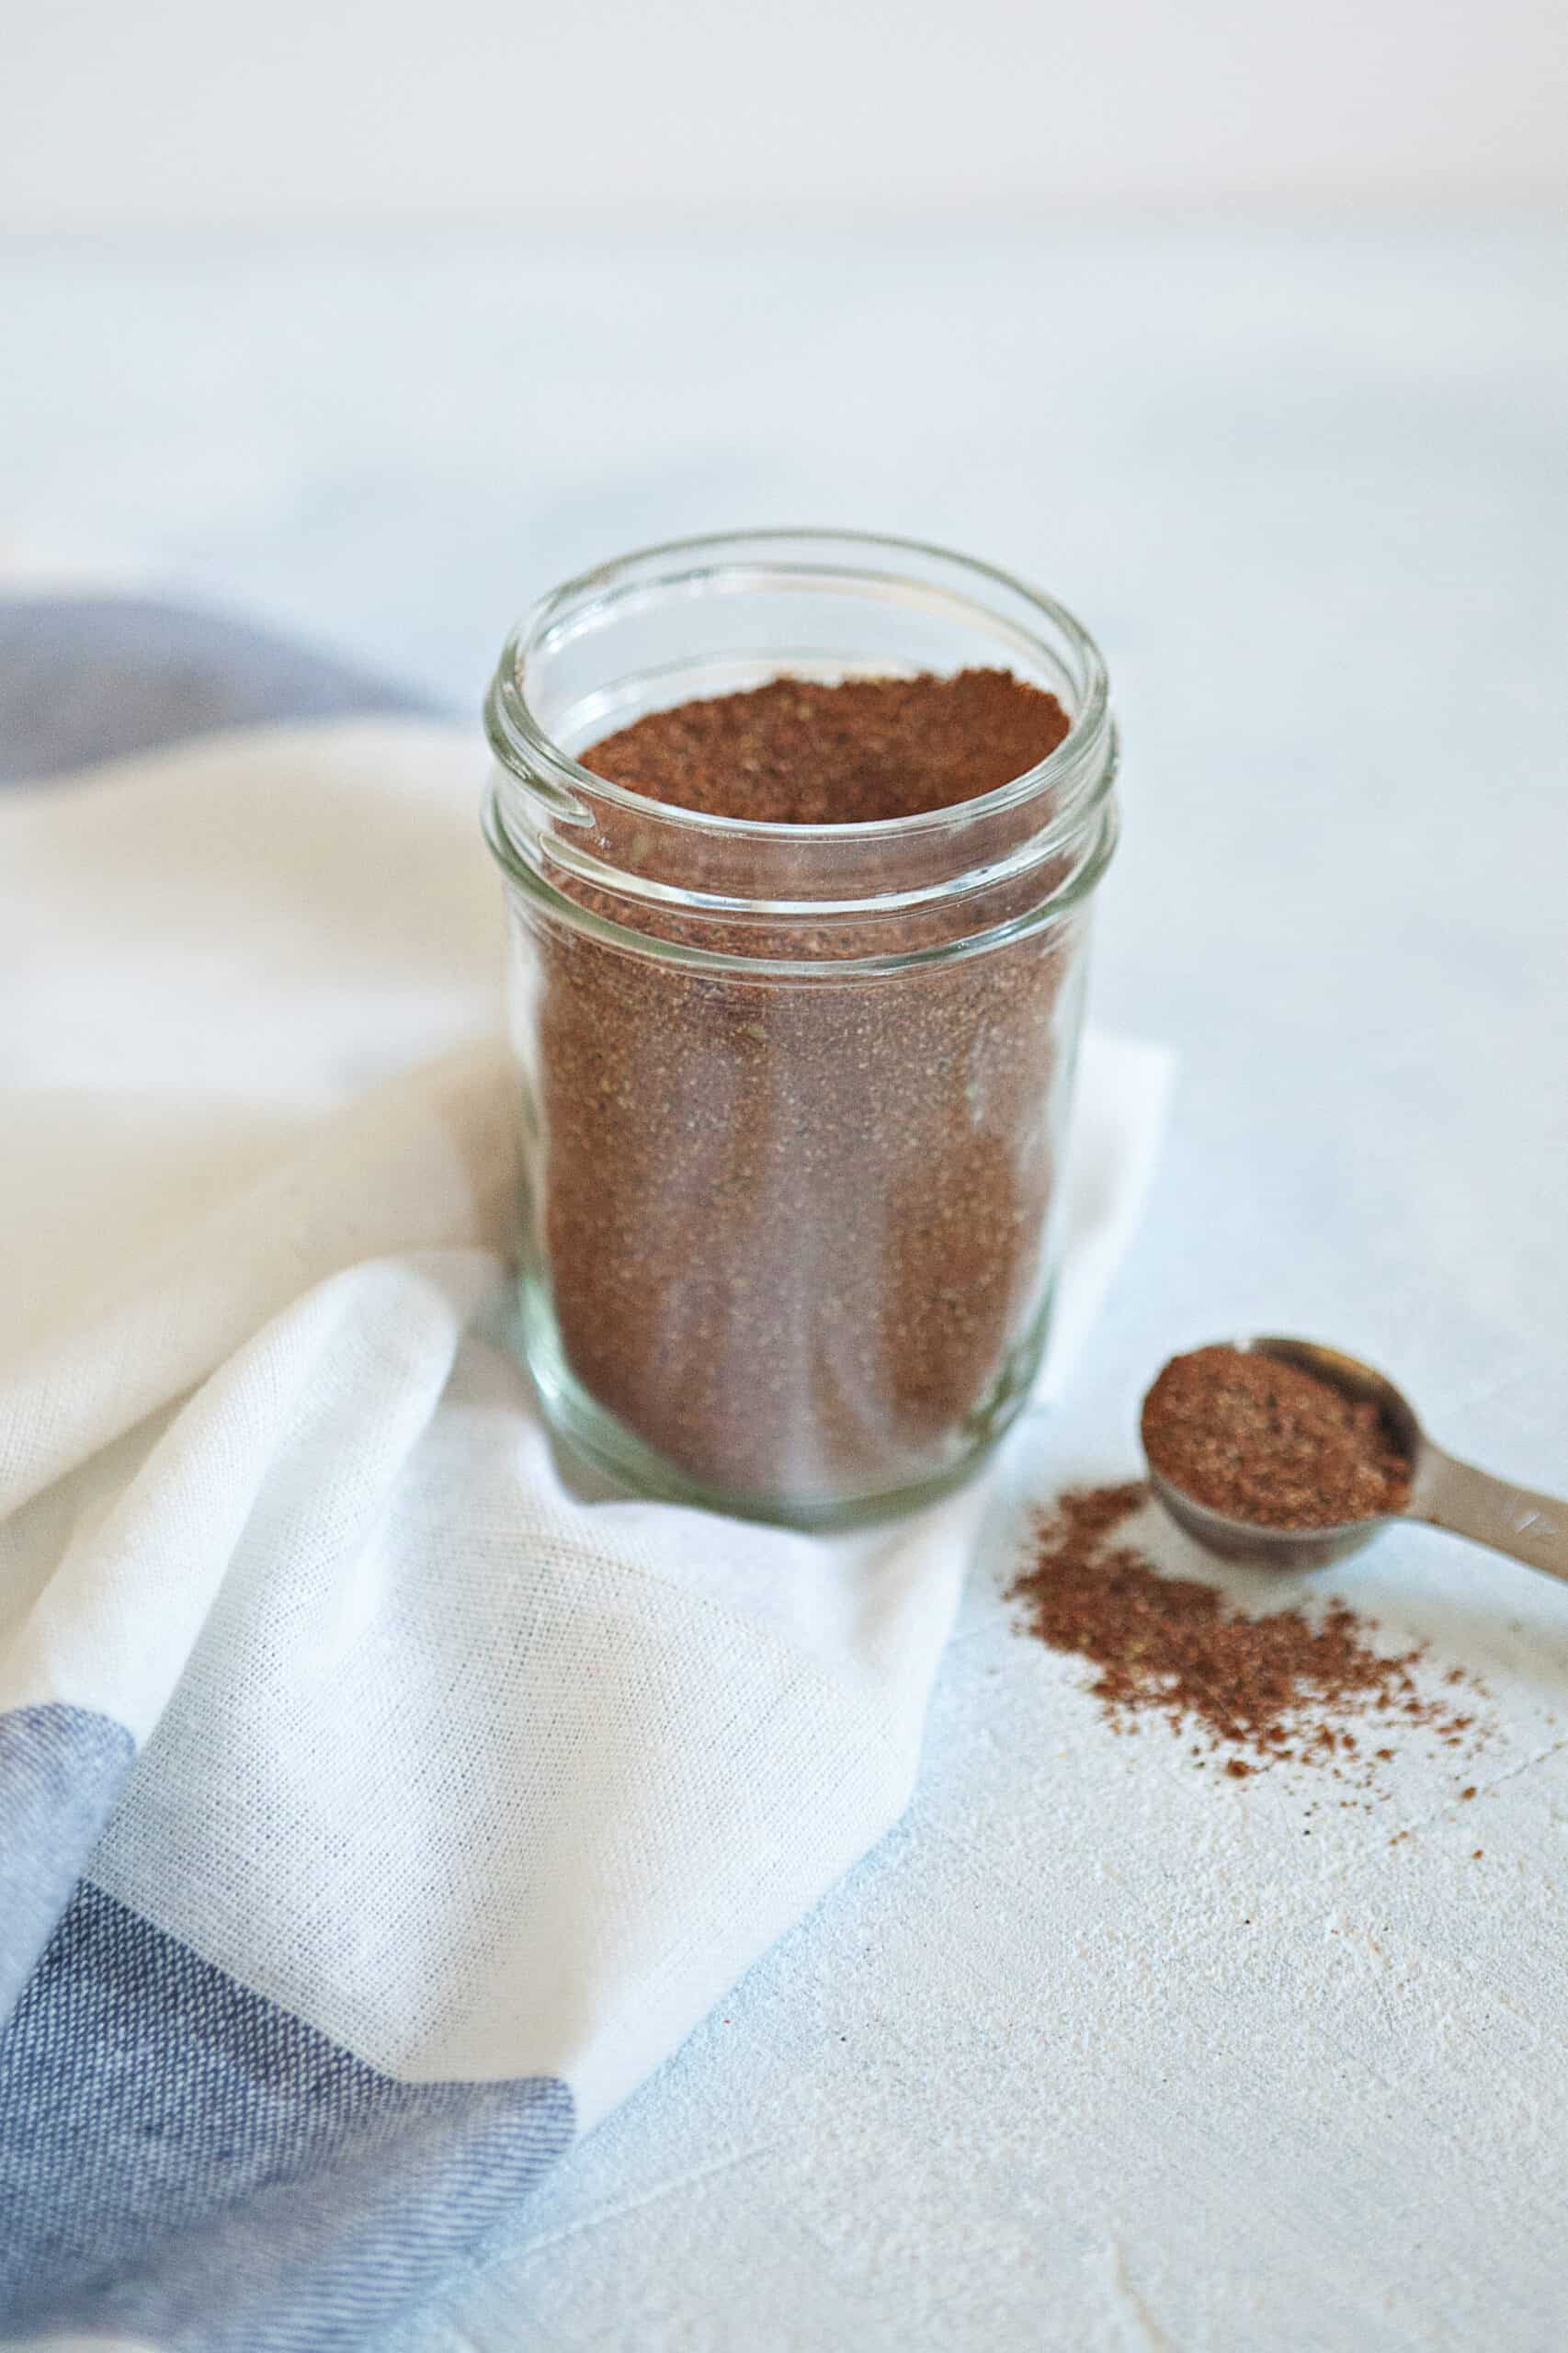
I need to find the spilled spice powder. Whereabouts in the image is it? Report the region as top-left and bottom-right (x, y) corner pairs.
(1009, 1483), (1483, 1779)
(1141, 1345), (1412, 1529)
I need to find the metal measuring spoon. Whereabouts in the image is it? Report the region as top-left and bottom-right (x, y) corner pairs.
(1144, 1336), (1568, 1579)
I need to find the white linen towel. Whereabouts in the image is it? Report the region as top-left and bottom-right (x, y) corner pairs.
(0, 620), (1171, 2348)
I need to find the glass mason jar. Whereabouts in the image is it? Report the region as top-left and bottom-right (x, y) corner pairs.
(483, 529), (1119, 1528)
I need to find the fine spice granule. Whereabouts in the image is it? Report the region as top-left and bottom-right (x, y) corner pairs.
(1141, 1345), (1413, 1529)
(1009, 1483), (1483, 1780)
(581, 672), (1069, 824)
(531, 669), (1078, 1504)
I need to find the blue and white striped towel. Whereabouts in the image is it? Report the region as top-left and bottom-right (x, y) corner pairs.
(0, 588), (1172, 2349)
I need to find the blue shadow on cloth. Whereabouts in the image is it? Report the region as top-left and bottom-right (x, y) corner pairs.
(0, 596), (435, 785)
(0, 1883), (574, 2348)
(0, 1704), (135, 2009)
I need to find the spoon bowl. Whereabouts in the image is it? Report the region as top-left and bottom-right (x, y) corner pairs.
(1145, 1336), (1422, 1574)
(1143, 1335), (1566, 1585)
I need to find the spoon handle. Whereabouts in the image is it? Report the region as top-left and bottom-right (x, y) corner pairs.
(1413, 1446), (1568, 1583)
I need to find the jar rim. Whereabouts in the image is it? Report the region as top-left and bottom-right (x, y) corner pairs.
(485, 526), (1111, 845)
(484, 789), (1119, 980)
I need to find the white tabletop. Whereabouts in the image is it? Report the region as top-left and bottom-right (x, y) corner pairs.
(6, 215), (1567, 2350)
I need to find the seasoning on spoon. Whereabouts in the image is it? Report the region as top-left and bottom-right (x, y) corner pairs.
(1141, 1344), (1413, 1531)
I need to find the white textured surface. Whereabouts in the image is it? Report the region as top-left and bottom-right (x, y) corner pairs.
(5, 220), (1568, 2347)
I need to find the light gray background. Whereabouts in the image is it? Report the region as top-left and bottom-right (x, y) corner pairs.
(4, 0), (1564, 230)
(5, 216), (1567, 2347)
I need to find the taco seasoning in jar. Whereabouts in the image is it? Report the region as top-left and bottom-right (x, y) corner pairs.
(483, 530), (1119, 1528)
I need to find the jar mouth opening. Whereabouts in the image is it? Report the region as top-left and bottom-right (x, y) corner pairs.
(486, 527), (1111, 843)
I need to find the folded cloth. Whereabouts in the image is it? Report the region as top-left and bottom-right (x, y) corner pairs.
(0, 593), (1173, 2351)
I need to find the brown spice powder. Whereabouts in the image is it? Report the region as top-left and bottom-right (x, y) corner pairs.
(1009, 1483), (1483, 1778)
(583, 671), (1070, 824)
(1141, 1345), (1413, 1529)
(531, 670), (1079, 1505)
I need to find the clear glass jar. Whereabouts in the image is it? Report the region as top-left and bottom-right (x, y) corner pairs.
(483, 529), (1119, 1528)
